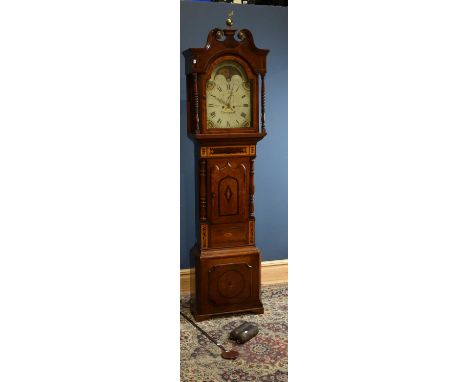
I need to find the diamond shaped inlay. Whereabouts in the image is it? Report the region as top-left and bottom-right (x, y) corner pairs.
(225, 186), (232, 201)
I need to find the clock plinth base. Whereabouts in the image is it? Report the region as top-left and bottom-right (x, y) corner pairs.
(189, 245), (264, 321)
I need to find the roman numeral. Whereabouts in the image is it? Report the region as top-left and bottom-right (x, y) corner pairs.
(217, 86), (222, 92)
(243, 104), (248, 107)
(240, 112), (247, 118)
(236, 120), (240, 124)
(226, 83), (230, 90)
(226, 121), (230, 127)
(241, 95), (246, 98)
(217, 118), (222, 124)
(208, 103), (215, 107)
(210, 111), (216, 117)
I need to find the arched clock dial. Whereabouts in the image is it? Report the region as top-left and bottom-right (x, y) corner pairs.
(206, 60), (251, 129)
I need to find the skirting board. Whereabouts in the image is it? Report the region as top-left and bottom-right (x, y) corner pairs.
(180, 259), (288, 295)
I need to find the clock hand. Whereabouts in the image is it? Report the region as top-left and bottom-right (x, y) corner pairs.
(211, 94), (229, 106)
(227, 89), (234, 107)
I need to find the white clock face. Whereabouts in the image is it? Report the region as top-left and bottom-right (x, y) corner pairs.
(206, 60), (251, 129)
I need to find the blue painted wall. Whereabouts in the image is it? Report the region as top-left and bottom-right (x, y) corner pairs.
(180, 1), (287, 269)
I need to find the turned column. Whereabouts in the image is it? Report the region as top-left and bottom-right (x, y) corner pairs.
(261, 74), (266, 134)
(193, 73), (200, 134)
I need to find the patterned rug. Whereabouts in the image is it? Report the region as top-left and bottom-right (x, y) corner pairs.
(180, 284), (288, 382)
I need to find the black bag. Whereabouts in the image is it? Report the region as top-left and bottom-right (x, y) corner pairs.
(229, 322), (259, 344)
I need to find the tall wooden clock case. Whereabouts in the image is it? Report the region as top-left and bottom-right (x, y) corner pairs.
(184, 15), (269, 321)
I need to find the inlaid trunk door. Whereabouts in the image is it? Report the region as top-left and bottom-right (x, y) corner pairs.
(208, 158), (249, 225)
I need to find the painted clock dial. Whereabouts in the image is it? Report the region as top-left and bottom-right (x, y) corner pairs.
(206, 60), (251, 129)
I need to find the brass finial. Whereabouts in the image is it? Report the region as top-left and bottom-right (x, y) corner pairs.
(226, 11), (234, 28)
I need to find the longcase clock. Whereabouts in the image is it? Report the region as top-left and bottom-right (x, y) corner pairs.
(183, 14), (269, 321)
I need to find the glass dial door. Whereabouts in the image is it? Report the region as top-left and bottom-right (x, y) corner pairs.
(206, 60), (251, 129)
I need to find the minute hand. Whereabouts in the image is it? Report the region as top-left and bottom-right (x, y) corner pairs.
(211, 95), (229, 106)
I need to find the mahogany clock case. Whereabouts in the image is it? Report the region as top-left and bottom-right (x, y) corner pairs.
(180, 3), (288, 321)
(184, 25), (268, 320)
